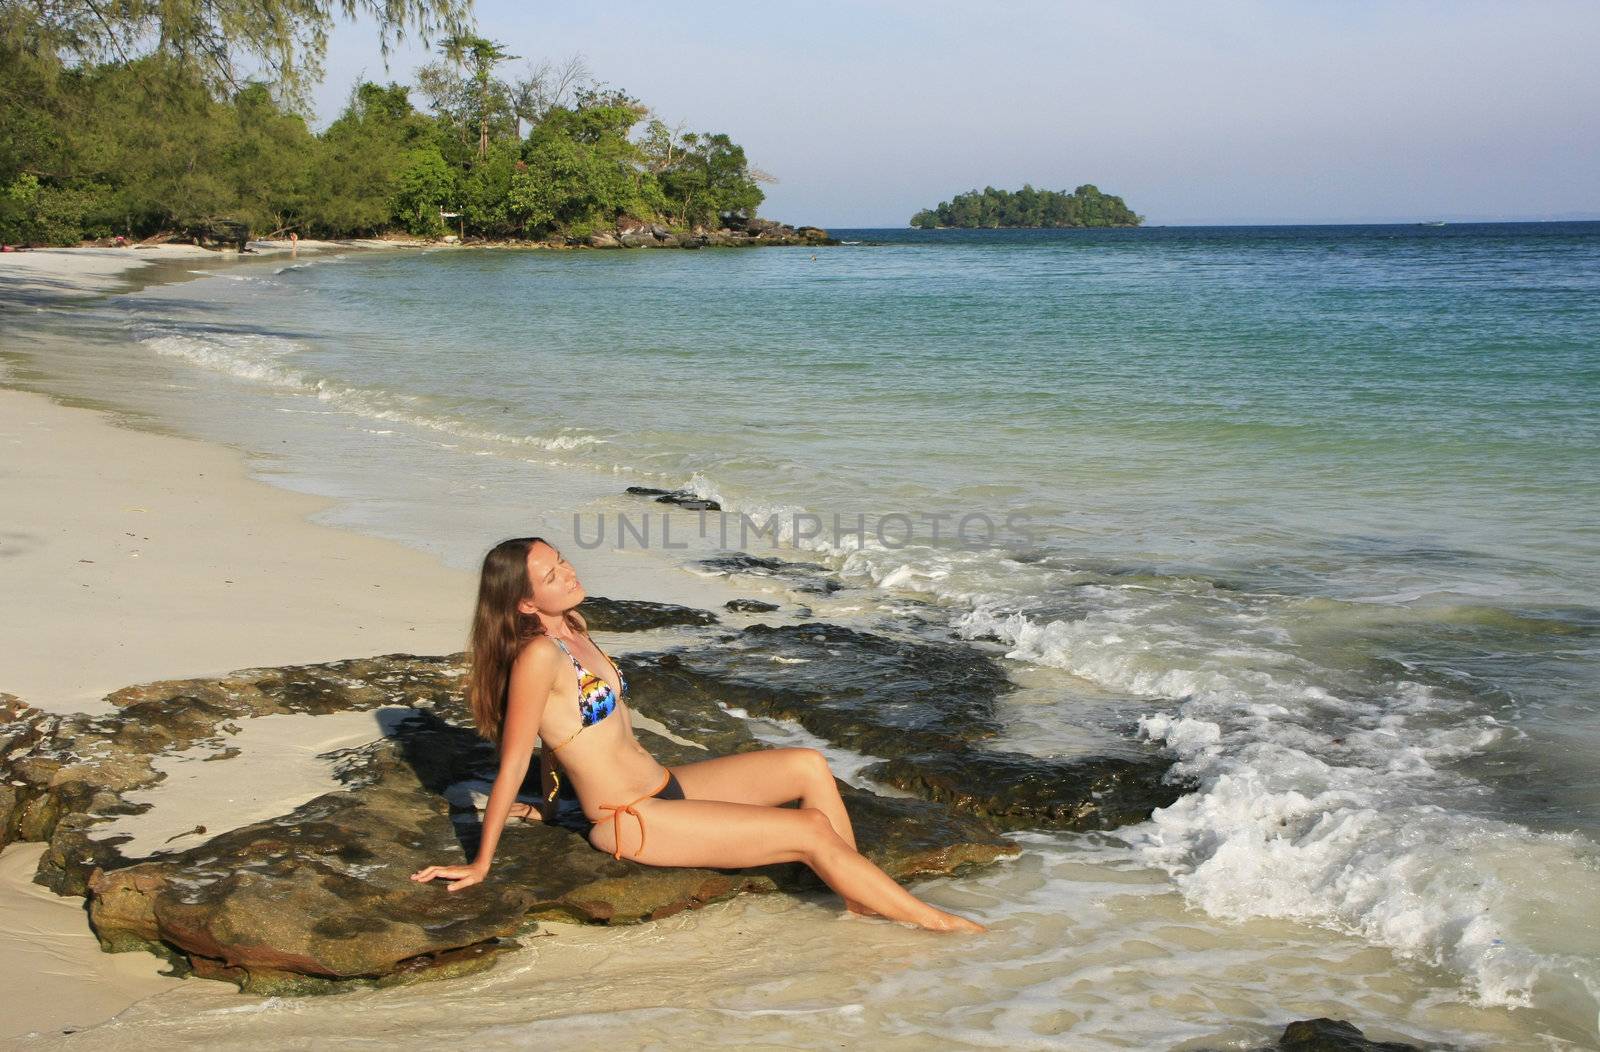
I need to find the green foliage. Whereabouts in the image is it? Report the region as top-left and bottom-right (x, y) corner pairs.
(0, 0), (470, 110)
(910, 184), (1142, 228)
(657, 132), (763, 227)
(459, 137), (520, 236)
(392, 146), (454, 236)
(0, 1), (772, 245)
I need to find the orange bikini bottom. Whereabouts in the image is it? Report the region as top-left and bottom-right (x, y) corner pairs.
(594, 769), (683, 860)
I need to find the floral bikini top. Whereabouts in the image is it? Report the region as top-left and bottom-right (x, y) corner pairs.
(545, 635), (625, 754)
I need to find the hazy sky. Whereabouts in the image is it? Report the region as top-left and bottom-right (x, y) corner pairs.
(312, 1), (1600, 227)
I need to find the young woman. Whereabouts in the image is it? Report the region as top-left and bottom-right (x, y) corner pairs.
(410, 536), (986, 933)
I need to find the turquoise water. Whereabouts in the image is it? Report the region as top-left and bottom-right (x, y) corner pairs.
(230, 225), (1600, 592)
(6, 223), (1600, 1047)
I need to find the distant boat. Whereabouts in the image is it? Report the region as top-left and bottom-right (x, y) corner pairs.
(1419, 221), (1447, 227)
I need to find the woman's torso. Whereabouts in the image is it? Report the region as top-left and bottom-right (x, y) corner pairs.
(537, 632), (666, 820)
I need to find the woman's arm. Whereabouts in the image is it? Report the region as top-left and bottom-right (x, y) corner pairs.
(411, 637), (557, 892)
(473, 641), (557, 869)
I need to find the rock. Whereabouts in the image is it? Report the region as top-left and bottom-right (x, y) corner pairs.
(577, 595), (720, 631)
(586, 232), (621, 249)
(623, 484), (721, 511)
(1269, 1018), (1427, 1051)
(441, 234), (459, 244)
(0, 785), (16, 852)
(77, 705), (1011, 994)
(626, 621), (1007, 756)
(616, 215), (649, 235)
(626, 620), (1184, 833)
(3, 642), (1016, 993)
(695, 553), (842, 594)
(724, 599), (780, 613)
(860, 750), (1186, 832)
(0, 590), (1186, 994)
(618, 231), (655, 249)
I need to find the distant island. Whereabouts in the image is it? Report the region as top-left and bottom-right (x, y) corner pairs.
(910, 184), (1142, 228)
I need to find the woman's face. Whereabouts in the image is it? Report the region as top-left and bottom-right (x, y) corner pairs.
(519, 541), (585, 616)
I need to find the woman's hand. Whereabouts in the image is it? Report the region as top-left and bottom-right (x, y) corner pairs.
(410, 861), (488, 892)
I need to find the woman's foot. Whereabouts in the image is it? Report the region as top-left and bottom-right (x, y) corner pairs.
(920, 908), (987, 933)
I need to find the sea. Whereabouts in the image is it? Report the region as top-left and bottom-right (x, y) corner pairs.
(3, 223), (1598, 1049)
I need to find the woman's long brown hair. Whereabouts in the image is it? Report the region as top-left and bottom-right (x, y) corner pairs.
(466, 536), (587, 748)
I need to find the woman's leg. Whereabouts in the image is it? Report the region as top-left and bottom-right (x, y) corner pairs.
(587, 796), (985, 933)
(669, 747), (869, 913)
(670, 747), (857, 848)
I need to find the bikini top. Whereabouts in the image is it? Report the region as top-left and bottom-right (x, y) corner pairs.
(545, 635), (625, 754)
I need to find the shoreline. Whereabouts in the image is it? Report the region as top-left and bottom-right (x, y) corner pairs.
(0, 381), (485, 1040)
(0, 243), (763, 1041)
(3, 241), (1593, 1049)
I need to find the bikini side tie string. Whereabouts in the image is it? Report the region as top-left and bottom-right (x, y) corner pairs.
(595, 770), (673, 861)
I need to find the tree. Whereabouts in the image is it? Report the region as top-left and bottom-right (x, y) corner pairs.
(653, 128), (763, 227)
(438, 33), (516, 160)
(508, 54), (590, 139)
(907, 185), (1140, 228)
(0, 0), (470, 110)
(305, 80), (429, 235)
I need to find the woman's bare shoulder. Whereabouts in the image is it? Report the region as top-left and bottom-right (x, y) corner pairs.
(513, 635), (561, 668)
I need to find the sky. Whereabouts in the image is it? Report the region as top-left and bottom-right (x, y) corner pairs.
(311, 0), (1600, 228)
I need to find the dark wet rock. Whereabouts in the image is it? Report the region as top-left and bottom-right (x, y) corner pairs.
(1268, 1018), (1427, 1052)
(860, 750), (1188, 832)
(2, 692), (57, 850)
(624, 621), (1007, 756)
(625, 660), (760, 758)
(0, 602), (1190, 994)
(625, 621), (1185, 833)
(695, 552), (843, 594)
(3, 648), (1014, 994)
(724, 599), (780, 613)
(577, 595), (720, 631)
(81, 711), (1011, 994)
(5, 656), (470, 896)
(623, 485), (721, 511)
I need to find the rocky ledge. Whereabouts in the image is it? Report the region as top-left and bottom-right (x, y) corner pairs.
(1, 583), (1183, 995)
(581, 215), (836, 250)
(443, 215), (838, 251)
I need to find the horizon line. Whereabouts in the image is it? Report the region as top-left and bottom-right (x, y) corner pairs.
(818, 216), (1600, 230)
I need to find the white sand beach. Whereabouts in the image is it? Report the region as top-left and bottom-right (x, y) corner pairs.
(0, 243), (715, 1040)
(0, 375), (488, 1039)
(1, 237), (852, 1044)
